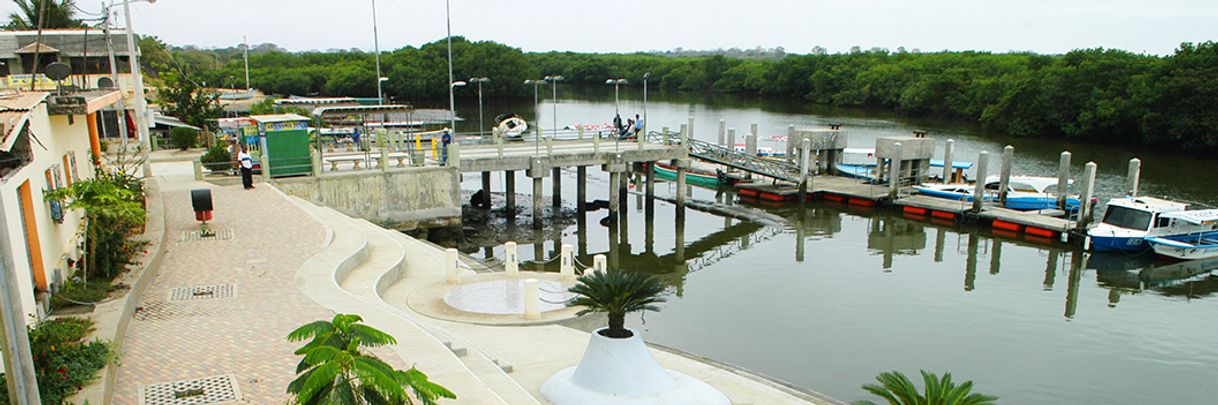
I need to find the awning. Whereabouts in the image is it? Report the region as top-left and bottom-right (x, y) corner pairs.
(311, 104), (414, 119)
(0, 92), (48, 152)
(153, 113), (201, 131)
(1160, 209), (1218, 225)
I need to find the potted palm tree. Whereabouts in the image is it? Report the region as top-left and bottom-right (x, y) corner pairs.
(541, 270), (728, 404)
(286, 314), (455, 404)
(853, 370), (998, 405)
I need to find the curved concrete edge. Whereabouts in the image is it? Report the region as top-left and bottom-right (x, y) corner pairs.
(70, 179), (171, 405)
(647, 343), (847, 405)
(404, 272), (582, 326)
(542, 367), (730, 405)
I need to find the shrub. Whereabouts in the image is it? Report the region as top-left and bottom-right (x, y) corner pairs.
(200, 146), (231, 172)
(853, 370), (998, 405)
(52, 278), (116, 307)
(0, 318), (114, 405)
(170, 127), (198, 151)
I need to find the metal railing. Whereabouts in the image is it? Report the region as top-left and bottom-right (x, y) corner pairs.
(647, 130), (802, 182)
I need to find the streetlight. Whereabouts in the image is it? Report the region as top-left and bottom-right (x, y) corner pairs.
(524, 79), (544, 154)
(450, 81), (466, 133)
(469, 77), (490, 137)
(544, 75), (563, 137)
(371, 0), (383, 104)
(445, 0), (456, 134)
(122, 0), (157, 178)
(606, 78), (628, 116)
(642, 72), (650, 136)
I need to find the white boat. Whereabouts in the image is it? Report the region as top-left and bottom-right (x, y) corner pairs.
(913, 176), (1081, 211)
(493, 113), (529, 140)
(1088, 197), (1189, 252)
(1145, 209), (1218, 260)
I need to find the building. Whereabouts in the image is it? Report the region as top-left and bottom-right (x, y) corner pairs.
(0, 89), (121, 322)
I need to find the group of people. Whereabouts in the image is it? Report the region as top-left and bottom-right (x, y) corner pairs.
(612, 113), (644, 139)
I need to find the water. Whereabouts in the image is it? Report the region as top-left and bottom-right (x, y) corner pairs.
(444, 87), (1218, 404)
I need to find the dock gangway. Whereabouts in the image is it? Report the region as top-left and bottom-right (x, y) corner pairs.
(647, 130), (802, 183)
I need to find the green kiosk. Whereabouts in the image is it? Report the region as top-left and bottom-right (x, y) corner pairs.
(251, 114), (312, 177)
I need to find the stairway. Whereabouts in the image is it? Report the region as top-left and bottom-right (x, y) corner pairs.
(648, 130), (802, 182)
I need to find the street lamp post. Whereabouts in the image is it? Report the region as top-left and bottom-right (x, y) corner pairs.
(642, 72), (650, 135)
(445, 0), (456, 133)
(605, 78), (628, 116)
(450, 81), (466, 134)
(544, 75), (563, 137)
(122, 0), (157, 178)
(371, 0), (383, 104)
(524, 79), (544, 154)
(469, 77), (490, 137)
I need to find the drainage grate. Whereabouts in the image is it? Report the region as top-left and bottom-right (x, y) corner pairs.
(168, 284), (236, 302)
(180, 228), (234, 242)
(139, 374), (241, 405)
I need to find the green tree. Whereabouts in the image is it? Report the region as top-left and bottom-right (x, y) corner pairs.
(156, 68), (222, 129)
(853, 370), (998, 405)
(568, 270), (667, 338)
(287, 314), (455, 405)
(5, 0), (83, 29)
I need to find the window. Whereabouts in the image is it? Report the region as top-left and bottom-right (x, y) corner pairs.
(1101, 206), (1153, 231)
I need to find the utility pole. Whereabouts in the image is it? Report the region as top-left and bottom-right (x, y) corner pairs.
(243, 35), (250, 90)
(122, 0), (153, 178)
(0, 201), (41, 404)
(102, 4), (130, 151)
(445, 0), (456, 133)
(371, 0), (383, 104)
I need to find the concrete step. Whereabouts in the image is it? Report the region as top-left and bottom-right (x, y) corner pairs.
(338, 219), (406, 296)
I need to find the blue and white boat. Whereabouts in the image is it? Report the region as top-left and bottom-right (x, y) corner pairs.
(1145, 209), (1218, 260)
(1088, 197), (1189, 252)
(912, 176), (1082, 212)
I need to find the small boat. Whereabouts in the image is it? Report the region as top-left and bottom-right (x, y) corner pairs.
(913, 176), (1082, 212)
(1088, 197), (1189, 252)
(913, 183), (995, 202)
(729, 144), (786, 157)
(1145, 209), (1218, 260)
(651, 162), (731, 188)
(493, 113), (529, 140)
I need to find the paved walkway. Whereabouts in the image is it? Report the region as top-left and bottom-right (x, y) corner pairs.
(111, 165), (390, 404)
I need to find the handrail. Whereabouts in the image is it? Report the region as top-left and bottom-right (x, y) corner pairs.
(647, 130), (802, 182)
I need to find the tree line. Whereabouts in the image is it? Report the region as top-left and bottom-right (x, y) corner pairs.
(179, 38), (1218, 153)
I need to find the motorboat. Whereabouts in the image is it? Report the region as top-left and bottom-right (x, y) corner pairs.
(1088, 196), (1189, 252)
(493, 113), (529, 140)
(912, 176), (1081, 211)
(1145, 209), (1218, 260)
(913, 183), (995, 202)
(652, 162), (732, 188)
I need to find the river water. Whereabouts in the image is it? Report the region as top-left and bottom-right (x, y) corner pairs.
(441, 87), (1218, 404)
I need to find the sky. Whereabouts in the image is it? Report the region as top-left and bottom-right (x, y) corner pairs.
(5, 0), (1218, 55)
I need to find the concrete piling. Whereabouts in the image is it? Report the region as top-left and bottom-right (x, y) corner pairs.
(446, 248), (460, 284)
(972, 151), (990, 213)
(1057, 152), (1072, 209)
(786, 125), (796, 165)
(674, 159), (689, 217)
(727, 128), (736, 153)
(942, 139), (954, 183)
(799, 138), (812, 197)
(1080, 162), (1098, 227)
(576, 166), (586, 212)
(505, 170), (516, 216)
(608, 171), (621, 219)
(505, 241), (519, 276)
(662, 126), (670, 144)
(999, 145), (1014, 204)
(718, 119), (726, 146)
(1126, 158), (1141, 197)
(890, 142), (903, 200)
(750, 122), (759, 145)
(481, 172), (492, 208)
(532, 177), (543, 229)
(523, 278), (540, 320)
(552, 167), (562, 209)
(687, 116), (694, 141)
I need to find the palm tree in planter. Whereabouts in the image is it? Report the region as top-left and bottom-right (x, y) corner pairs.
(541, 270), (729, 404)
(853, 370), (998, 405)
(286, 314), (456, 405)
(568, 269), (667, 338)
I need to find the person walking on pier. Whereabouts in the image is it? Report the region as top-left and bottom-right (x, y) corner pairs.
(633, 114), (644, 138)
(238, 144), (255, 190)
(440, 129), (452, 165)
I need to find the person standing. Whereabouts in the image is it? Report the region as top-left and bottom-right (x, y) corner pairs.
(440, 129), (453, 165)
(633, 114), (644, 138)
(351, 127), (362, 151)
(238, 145), (255, 190)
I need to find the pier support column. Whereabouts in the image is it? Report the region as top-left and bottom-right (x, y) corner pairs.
(890, 142), (903, 200)
(606, 157), (626, 220)
(576, 166), (587, 212)
(972, 151), (990, 213)
(552, 167), (562, 209)
(1126, 158), (1141, 197)
(645, 161), (655, 212)
(1057, 152), (1072, 209)
(717, 119), (726, 146)
(527, 159), (548, 230)
(505, 170), (516, 216)
(481, 172), (492, 208)
(999, 145), (1014, 204)
(942, 139), (954, 183)
(1079, 162), (1098, 228)
(674, 158), (690, 218)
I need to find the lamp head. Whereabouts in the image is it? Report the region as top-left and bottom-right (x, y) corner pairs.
(451, 81), (467, 87)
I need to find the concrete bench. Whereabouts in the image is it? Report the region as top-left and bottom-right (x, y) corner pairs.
(327, 157), (366, 171)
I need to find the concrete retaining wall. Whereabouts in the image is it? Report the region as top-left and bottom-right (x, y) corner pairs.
(275, 166), (462, 230)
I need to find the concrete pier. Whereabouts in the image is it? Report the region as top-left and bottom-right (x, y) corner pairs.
(1057, 152), (1071, 209)
(972, 151), (989, 213)
(1079, 162), (1098, 227)
(576, 166), (586, 212)
(481, 172), (492, 207)
(999, 145), (1014, 204)
(942, 140), (954, 183)
(528, 159), (547, 230)
(552, 167), (562, 209)
(505, 170), (516, 216)
(675, 158), (689, 217)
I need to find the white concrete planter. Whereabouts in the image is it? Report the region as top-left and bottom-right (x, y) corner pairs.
(541, 327), (730, 405)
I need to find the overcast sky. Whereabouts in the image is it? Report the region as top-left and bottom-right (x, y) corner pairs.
(6, 0), (1217, 55)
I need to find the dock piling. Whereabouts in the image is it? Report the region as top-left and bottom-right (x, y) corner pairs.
(799, 138), (812, 198)
(890, 142), (903, 199)
(576, 166), (586, 212)
(1057, 152), (1072, 209)
(528, 159), (546, 229)
(1079, 162), (1098, 228)
(662, 126), (670, 145)
(942, 139), (954, 183)
(999, 145), (1014, 204)
(718, 119), (726, 146)
(505, 241), (519, 276)
(1126, 158), (1141, 197)
(481, 172), (492, 207)
(675, 158), (689, 217)
(687, 116), (695, 141)
(972, 151), (990, 213)
(727, 128), (736, 155)
(750, 122), (759, 145)
(786, 125), (796, 165)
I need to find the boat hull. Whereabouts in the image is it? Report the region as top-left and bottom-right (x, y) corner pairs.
(1090, 235), (1150, 252)
(1146, 231), (1218, 260)
(653, 164), (725, 188)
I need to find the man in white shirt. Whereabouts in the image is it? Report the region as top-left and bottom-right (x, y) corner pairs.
(238, 145), (255, 190)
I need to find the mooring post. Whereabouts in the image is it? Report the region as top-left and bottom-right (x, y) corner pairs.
(746, 131), (758, 156)
(750, 122), (759, 146)
(799, 138), (812, 198)
(890, 142), (903, 200)
(481, 172), (492, 207)
(1057, 151), (1072, 209)
(578, 125), (584, 140)
(942, 139), (954, 183)
(662, 126), (670, 144)
(552, 167), (562, 209)
(786, 125), (797, 165)
(505, 241), (519, 276)
(687, 116), (695, 141)
(505, 170), (516, 216)
(727, 128), (736, 153)
(1079, 162), (1098, 228)
(560, 243), (575, 281)
(972, 151), (990, 213)
(1126, 158), (1141, 197)
(679, 123), (688, 147)
(675, 158), (689, 217)
(592, 126), (600, 153)
(523, 278), (540, 320)
(445, 248), (461, 284)
(576, 166), (586, 212)
(718, 119), (726, 146)
(593, 254), (607, 273)
(999, 145), (1014, 204)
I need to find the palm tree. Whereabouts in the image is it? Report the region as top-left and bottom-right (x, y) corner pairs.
(852, 370), (998, 405)
(286, 314), (456, 405)
(568, 270), (667, 338)
(5, 0), (85, 29)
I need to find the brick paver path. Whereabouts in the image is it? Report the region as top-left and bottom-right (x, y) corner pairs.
(112, 184), (398, 404)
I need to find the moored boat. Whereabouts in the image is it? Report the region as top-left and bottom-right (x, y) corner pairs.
(1145, 209), (1218, 260)
(1088, 197), (1189, 252)
(493, 113), (529, 139)
(912, 176), (1082, 212)
(652, 162), (732, 188)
